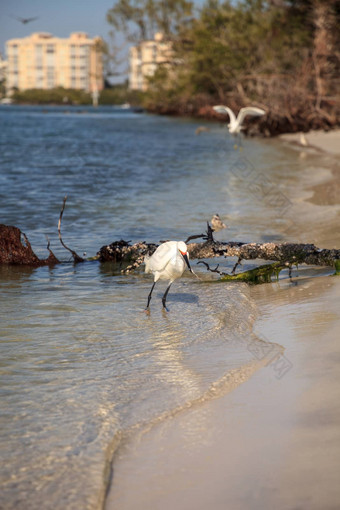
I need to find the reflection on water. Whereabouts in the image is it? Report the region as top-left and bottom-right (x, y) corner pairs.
(0, 105), (338, 509)
(0, 261), (267, 509)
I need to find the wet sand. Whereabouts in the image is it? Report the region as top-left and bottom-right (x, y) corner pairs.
(105, 131), (340, 510)
(106, 276), (340, 510)
(280, 129), (340, 157)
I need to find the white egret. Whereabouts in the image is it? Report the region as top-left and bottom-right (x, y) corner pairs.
(213, 105), (266, 134)
(144, 241), (194, 311)
(211, 213), (227, 232)
(299, 133), (309, 147)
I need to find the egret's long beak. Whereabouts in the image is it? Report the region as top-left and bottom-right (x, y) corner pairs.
(181, 252), (193, 273)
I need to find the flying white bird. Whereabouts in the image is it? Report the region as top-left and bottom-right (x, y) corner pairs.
(213, 105), (266, 134)
(144, 241), (194, 311)
(211, 214), (227, 232)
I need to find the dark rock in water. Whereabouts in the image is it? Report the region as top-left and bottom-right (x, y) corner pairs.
(0, 224), (58, 266)
(97, 239), (132, 263)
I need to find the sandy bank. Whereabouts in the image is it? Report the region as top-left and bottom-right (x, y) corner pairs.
(280, 129), (340, 157)
(106, 275), (340, 510)
(105, 128), (340, 510)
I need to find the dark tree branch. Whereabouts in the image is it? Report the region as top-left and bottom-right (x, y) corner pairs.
(97, 238), (340, 271)
(185, 233), (206, 243)
(58, 196), (84, 263)
(45, 235), (59, 265)
(187, 240), (340, 267)
(1, 207), (339, 275)
(197, 261), (228, 276)
(231, 256), (243, 274)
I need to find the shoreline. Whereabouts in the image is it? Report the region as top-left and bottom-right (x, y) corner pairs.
(279, 129), (340, 157)
(2, 103), (339, 139)
(104, 128), (340, 510)
(105, 275), (340, 510)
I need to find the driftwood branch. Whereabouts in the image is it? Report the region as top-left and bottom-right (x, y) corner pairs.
(0, 225), (59, 266)
(185, 223), (215, 244)
(231, 256), (243, 274)
(187, 240), (340, 267)
(1, 202), (339, 277)
(58, 196), (84, 263)
(45, 235), (59, 265)
(97, 237), (340, 272)
(197, 261), (228, 276)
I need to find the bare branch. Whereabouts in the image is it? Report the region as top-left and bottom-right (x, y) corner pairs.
(97, 238), (340, 271)
(197, 261), (228, 276)
(231, 256), (243, 274)
(58, 196), (84, 263)
(45, 235), (59, 264)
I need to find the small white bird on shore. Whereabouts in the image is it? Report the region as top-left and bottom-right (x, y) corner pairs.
(299, 133), (309, 147)
(144, 241), (194, 311)
(211, 213), (227, 232)
(213, 105), (266, 134)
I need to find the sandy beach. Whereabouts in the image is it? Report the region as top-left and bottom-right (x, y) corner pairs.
(105, 130), (340, 510)
(280, 129), (340, 157)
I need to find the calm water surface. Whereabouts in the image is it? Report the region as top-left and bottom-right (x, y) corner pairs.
(0, 106), (335, 509)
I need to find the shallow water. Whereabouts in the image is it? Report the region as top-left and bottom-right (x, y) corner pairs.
(0, 105), (338, 509)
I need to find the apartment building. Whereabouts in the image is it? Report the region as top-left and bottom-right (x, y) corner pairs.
(129, 32), (173, 91)
(6, 32), (103, 93)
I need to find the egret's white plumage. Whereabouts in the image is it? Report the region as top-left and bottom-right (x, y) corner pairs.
(144, 241), (193, 310)
(213, 105), (266, 134)
(299, 133), (309, 147)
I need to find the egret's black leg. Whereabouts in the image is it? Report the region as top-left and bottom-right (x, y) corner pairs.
(146, 282), (156, 309)
(162, 283), (172, 311)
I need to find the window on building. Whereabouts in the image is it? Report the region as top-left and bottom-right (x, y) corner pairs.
(79, 45), (89, 58)
(47, 68), (54, 88)
(36, 75), (44, 87)
(80, 76), (88, 88)
(35, 44), (43, 68)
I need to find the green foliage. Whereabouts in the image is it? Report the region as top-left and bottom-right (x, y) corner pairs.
(99, 86), (145, 105)
(12, 87), (92, 105)
(175, 0), (313, 98)
(0, 79), (6, 98)
(219, 262), (287, 284)
(12, 84), (143, 106)
(107, 0), (193, 41)
(11, 86), (145, 106)
(334, 260), (340, 275)
(137, 0), (340, 129)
